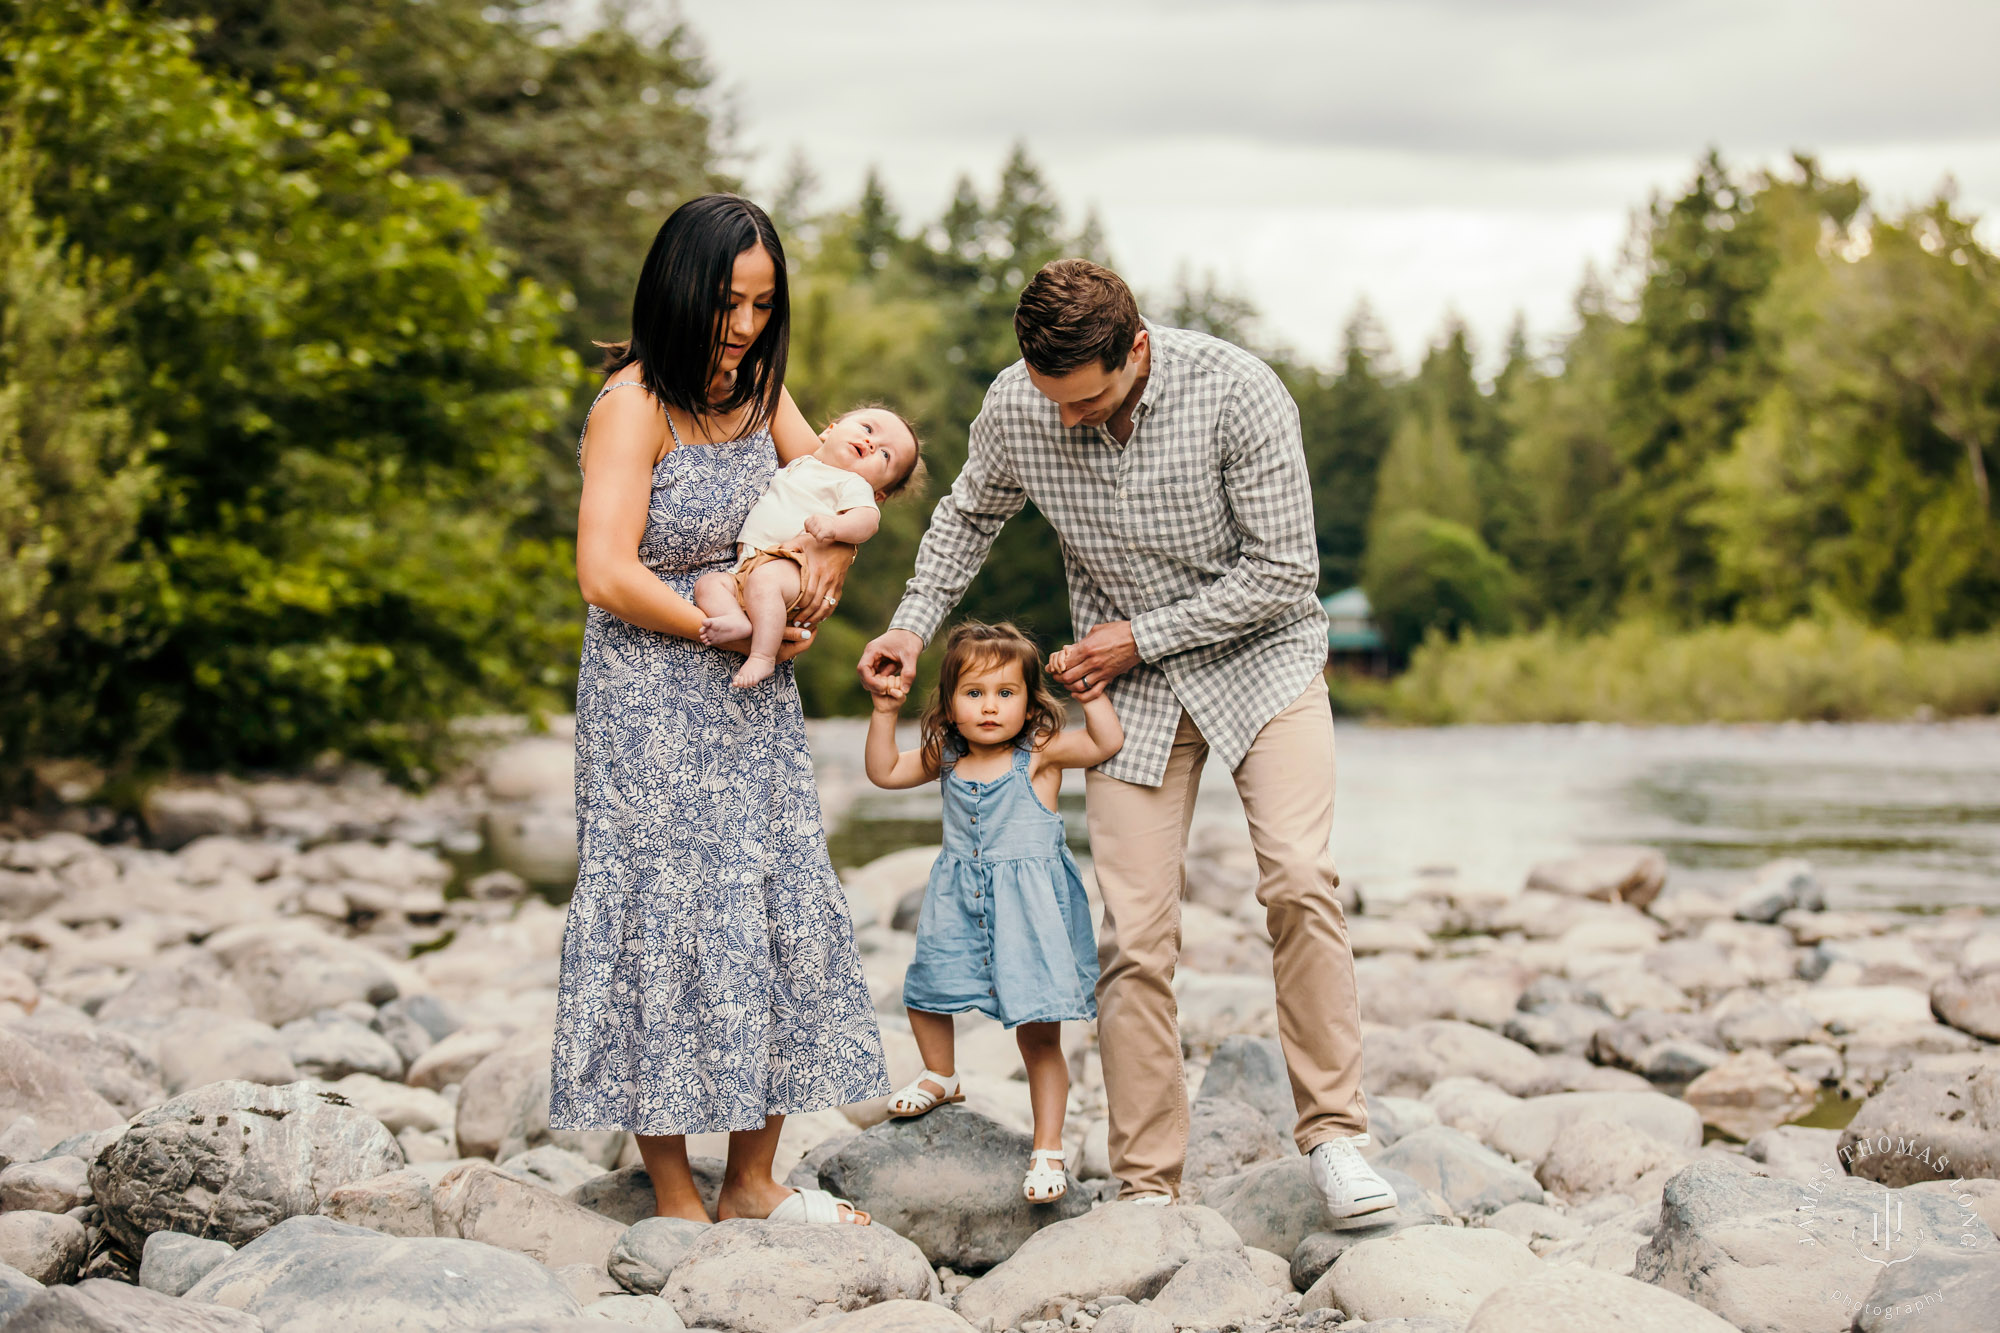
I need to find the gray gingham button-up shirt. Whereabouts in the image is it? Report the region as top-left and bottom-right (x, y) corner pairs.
(888, 324), (1329, 788)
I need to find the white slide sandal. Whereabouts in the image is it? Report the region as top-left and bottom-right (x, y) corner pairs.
(1023, 1148), (1068, 1203)
(886, 1069), (963, 1119)
(768, 1187), (870, 1226)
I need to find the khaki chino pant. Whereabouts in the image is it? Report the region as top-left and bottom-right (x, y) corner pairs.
(1085, 680), (1367, 1199)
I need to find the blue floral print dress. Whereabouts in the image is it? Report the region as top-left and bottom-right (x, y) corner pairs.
(549, 382), (888, 1135)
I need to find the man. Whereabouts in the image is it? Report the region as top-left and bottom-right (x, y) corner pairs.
(857, 259), (1394, 1218)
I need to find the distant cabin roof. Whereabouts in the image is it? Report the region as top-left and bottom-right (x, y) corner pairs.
(1321, 587), (1383, 652)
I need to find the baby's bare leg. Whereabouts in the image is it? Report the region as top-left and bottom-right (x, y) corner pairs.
(695, 571), (752, 646)
(732, 559), (802, 689)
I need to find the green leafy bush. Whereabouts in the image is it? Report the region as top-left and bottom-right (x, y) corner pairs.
(1362, 511), (1517, 660)
(1, 1), (582, 785)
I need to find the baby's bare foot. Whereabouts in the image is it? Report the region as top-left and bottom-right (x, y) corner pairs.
(731, 654), (777, 689)
(701, 612), (751, 645)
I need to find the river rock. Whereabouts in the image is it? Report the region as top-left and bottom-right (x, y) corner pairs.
(405, 1026), (510, 1091)
(328, 1073), (454, 1137)
(1485, 1091), (1703, 1168)
(140, 1009), (298, 1093)
(0, 1031), (126, 1147)
(372, 994), (459, 1068)
(1932, 968), (2000, 1042)
(1302, 1223), (1541, 1322)
(1195, 1035), (1296, 1141)
(0, 870), (62, 923)
(1364, 1021), (1551, 1098)
(1682, 1050), (1818, 1141)
(1422, 1077), (1523, 1142)
(1740, 1124), (1841, 1183)
(321, 1167), (437, 1237)
(1466, 1261), (1737, 1332)
(661, 1217), (935, 1333)
(814, 1104), (1089, 1270)
(1148, 1249), (1284, 1328)
(1535, 1114), (1689, 1201)
(1287, 1174), (1451, 1289)
(0, 1212), (85, 1285)
(0, 1117), (41, 1173)
(1728, 859), (1823, 924)
(1632, 1159), (1996, 1333)
(1197, 1156), (1322, 1257)
(1480, 1200), (1585, 1253)
(1368, 1095), (1440, 1147)
(0, 1259), (41, 1320)
(1184, 1096), (1289, 1193)
(1713, 999), (1823, 1053)
(585, 1291), (686, 1327)
(1839, 1061), (2000, 1185)
(279, 1012), (405, 1082)
(954, 1201), (1241, 1331)
(92, 1079), (405, 1250)
(143, 786), (255, 849)
(1504, 1002), (1613, 1057)
(5, 1016), (167, 1117)
(432, 1159), (624, 1268)
(2, 1278), (264, 1331)
(569, 1160), (726, 1226)
(453, 1036), (621, 1167)
(1799, 984), (1933, 1034)
(0, 1154), (89, 1213)
(485, 805), (578, 889)
(1852, 1235), (2000, 1333)
(608, 1215), (710, 1295)
(139, 1230), (235, 1297)
(1374, 1125), (1541, 1217)
(1837, 1021), (1981, 1096)
(1526, 846), (1666, 909)
(186, 1213), (585, 1327)
(94, 948), (256, 1023)
(203, 922), (399, 1026)
(498, 1144), (605, 1194)
(810, 1299), (980, 1333)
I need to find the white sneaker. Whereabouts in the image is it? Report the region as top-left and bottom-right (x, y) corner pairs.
(1308, 1134), (1398, 1221)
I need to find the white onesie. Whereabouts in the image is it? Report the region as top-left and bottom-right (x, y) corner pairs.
(735, 456), (878, 566)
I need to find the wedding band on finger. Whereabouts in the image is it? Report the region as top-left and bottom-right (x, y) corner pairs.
(823, 594), (836, 605)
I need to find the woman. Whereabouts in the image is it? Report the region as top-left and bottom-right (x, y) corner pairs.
(551, 194), (888, 1226)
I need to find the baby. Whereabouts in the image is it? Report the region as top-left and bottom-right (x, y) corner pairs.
(695, 405), (924, 688)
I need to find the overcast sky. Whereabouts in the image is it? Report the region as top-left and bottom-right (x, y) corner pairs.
(666, 0), (2000, 372)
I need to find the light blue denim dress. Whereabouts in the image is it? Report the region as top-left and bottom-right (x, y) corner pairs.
(902, 742), (1099, 1028)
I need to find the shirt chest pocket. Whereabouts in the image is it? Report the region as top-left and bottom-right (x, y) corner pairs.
(1121, 480), (1234, 565)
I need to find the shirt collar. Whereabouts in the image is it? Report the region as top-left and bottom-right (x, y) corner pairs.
(1091, 318), (1163, 448)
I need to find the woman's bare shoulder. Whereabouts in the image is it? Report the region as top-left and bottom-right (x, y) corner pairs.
(580, 379), (669, 470)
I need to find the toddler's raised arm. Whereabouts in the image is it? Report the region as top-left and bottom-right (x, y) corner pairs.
(1037, 695), (1123, 772)
(864, 687), (934, 790)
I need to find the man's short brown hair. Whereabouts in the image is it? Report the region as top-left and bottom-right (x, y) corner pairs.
(1013, 259), (1141, 376)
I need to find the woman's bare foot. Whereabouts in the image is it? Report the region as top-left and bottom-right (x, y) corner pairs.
(650, 1193), (714, 1224)
(700, 611), (751, 645)
(731, 653), (777, 689)
(715, 1176), (795, 1221)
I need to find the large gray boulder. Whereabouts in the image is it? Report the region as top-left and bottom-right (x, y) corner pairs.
(0, 1031), (127, 1148)
(660, 1218), (937, 1333)
(1183, 1097), (1289, 1193)
(808, 1299), (980, 1333)
(1682, 1050), (1818, 1141)
(954, 1201), (1241, 1332)
(432, 1159), (625, 1268)
(1465, 1262), (1737, 1332)
(1197, 1155), (1326, 1258)
(278, 1012), (405, 1082)
(815, 1105), (1089, 1270)
(1301, 1224), (1541, 1323)
(1852, 1237), (2000, 1333)
(94, 949), (256, 1023)
(186, 1213), (586, 1330)
(454, 1037), (621, 1166)
(0, 1259), (43, 1322)
(1374, 1125), (1542, 1217)
(569, 1159), (725, 1225)
(608, 1215), (710, 1295)
(0, 1154), (90, 1213)
(1, 1278), (263, 1331)
(143, 1009), (298, 1093)
(1287, 1167), (1450, 1290)
(321, 1167), (437, 1238)
(1535, 1114), (1690, 1201)
(1632, 1159), (1997, 1333)
(92, 1079), (405, 1250)
(1839, 1061), (2000, 1185)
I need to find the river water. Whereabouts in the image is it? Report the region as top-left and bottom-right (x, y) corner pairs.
(807, 717), (2000, 913)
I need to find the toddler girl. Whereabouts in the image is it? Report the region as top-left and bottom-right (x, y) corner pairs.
(864, 621), (1122, 1203)
(696, 406), (924, 688)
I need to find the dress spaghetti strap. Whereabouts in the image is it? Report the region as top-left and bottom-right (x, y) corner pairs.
(576, 378), (676, 466)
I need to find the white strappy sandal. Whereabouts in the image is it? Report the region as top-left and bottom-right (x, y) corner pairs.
(1023, 1148), (1068, 1202)
(886, 1069), (963, 1119)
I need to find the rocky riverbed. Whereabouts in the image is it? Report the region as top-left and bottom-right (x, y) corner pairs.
(1, 737), (1997, 1332)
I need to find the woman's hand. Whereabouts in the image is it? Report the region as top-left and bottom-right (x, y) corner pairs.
(779, 532), (857, 627)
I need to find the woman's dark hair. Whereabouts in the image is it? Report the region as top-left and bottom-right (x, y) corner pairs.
(919, 621), (1068, 776)
(601, 194), (789, 433)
